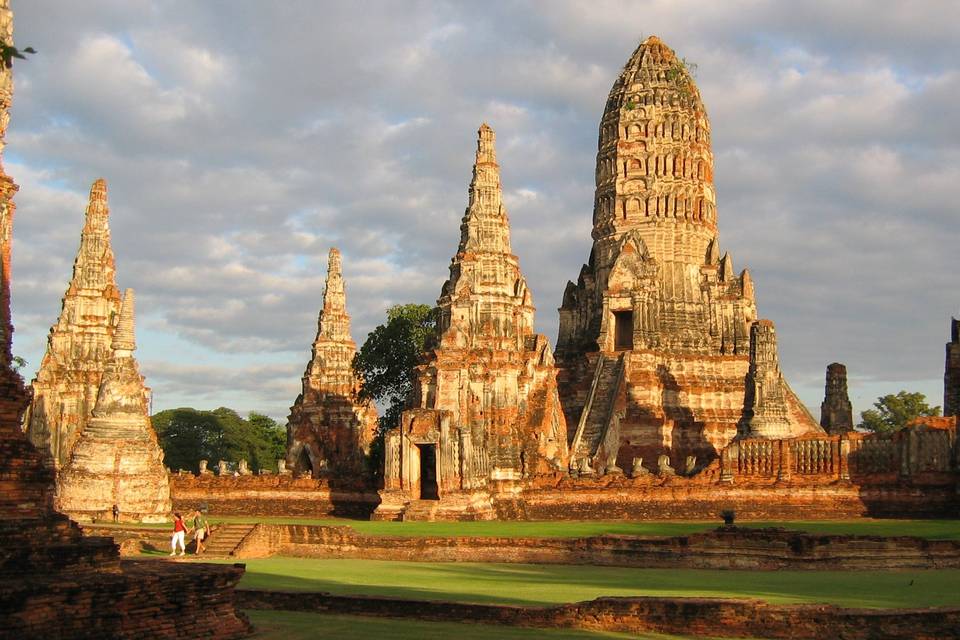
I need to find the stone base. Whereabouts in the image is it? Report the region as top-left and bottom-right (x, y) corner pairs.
(0, 559), (251, 638)
(372, 490), (497, 521)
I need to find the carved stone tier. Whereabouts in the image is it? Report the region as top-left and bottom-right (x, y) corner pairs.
(821, 362), (854, 435)
(56, 290), (172, 522)
(556, 35), (819, 468)
(24, 178), (123, 468)
(286, 247), (377, 479)
(377, 125), (568, 518)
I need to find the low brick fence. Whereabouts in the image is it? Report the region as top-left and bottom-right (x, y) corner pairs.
(237, 589), (960, 640)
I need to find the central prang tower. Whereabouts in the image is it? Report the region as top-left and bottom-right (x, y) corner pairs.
(557, 36), (820, 474)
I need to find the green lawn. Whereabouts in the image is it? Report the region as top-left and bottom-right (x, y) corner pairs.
(229, 557), (960, 609)
(212, 516), (960, 540)
(245, 610), (739, 640)
(97, 516), (960, 540)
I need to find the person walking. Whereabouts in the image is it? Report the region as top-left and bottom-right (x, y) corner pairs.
(192, 509), (209, 555)
(170, 512), (187, 556)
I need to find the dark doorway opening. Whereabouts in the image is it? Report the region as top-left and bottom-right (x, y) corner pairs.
(614, 310), (634, 351)
(295, 448), (313, 477)
(418, 444), (439, 500)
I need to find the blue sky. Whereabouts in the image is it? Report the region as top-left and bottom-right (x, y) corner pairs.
(7, 1), (959, 420)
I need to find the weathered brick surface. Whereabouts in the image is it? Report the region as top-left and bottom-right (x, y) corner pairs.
(228, 523), (960, 570)
(170, 473), (378, 517)
(237, 590), (960, 640)
(1, 561), (251, 639)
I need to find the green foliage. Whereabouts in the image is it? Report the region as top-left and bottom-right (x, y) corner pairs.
(11, 355), (26, 372)
(353, 303), (438, 432)
(152, 407), (286, 473)
(858, 391), (941, 436)
(665, 56), (698, 101)
(0, 41), (35, 68)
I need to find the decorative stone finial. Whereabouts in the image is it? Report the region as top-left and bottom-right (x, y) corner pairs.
(112, 288), (136, 352)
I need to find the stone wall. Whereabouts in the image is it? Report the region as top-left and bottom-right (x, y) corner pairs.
(231, 523), (960, 570)
(238, 590), (960, 640)
(2, 560), (250, 639)
(169, 473), (379, 518)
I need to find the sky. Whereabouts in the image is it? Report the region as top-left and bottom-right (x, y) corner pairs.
(6, 0), (959, 421)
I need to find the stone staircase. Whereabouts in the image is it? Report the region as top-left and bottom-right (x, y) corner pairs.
(570, 354), (625, 469)
(201, 523), (257, 557)
(400, 500), (440, 522)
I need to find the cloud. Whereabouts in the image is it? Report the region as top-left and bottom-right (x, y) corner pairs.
(7, 0), (958, 420)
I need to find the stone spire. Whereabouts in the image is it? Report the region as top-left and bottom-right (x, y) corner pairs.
(556, 35), (820, 471)
(24, 179), (122, 468)
(742, 321), (794, 438)
(286, 248), (377, 478)
(945, 318), (960, 417)
(820, 362), (854, 434)
(437, 124), (534, 351)
(377, 125), (568, 518)
(57, 288), (171, 522)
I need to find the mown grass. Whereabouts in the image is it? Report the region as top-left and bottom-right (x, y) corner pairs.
(244, 610), (739, 640)
(228, 557), (960, 609)
(210, 516), (960, 540)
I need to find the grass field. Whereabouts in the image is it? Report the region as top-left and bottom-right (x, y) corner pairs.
(206, 516), (960, 540)
(245, 610), (744, 640)
(228, 557), (960, 609)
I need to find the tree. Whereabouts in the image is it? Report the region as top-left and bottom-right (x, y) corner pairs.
(353, 303), (438, 432)
(152, 407), (287, 473)
(858, 391), (941, 436)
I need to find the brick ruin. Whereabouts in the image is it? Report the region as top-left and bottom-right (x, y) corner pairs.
(821, 362), (854, 434)
(946, 317), (960, 417)
(23, 178), (124, 468)
(376, 124), (569, 520)
(0, 4), (250, 636)
(286, 247), (377, 481)
(556, 36), (820, 476)
(56, 289), (172, 522)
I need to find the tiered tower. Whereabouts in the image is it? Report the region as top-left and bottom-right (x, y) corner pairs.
(57, 290), (171, 522)
(286, 247), (377, 478)
(378, 125), (568, 519)
(945, 318), (960, 417)
(820, 362), (854, 434)
(24, 179), (123, 468)
(557, 37), (819, 471)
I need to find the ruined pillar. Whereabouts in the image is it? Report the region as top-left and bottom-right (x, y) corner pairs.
(820, 362), (854, 434)
(945, 318), (960, 417)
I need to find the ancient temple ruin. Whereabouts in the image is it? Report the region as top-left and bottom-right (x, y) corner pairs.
(821, 362), (854, 434)
(945, 318), (960, 417)
(57, 289), (171, 522)
(286, 247), (377, 479)
(23, 178), (123, 468)
(556, 36), (819, 475)
(377, 125), (568, 519)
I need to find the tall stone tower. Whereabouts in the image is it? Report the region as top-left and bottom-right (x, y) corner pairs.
(557, 36), (819, 471)
(378, 125), (568, 519)
(286, 247), (377, 479)
(57, 290), (171, 522)
(24, 179), (122, 467)
(820, 362), (854, 434)
(945, 318), (960, 417)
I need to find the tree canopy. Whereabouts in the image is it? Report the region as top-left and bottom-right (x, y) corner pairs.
(152, 407), (286, 473)
(353, 303), (438, 431)
(858, 391), (941, 436)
